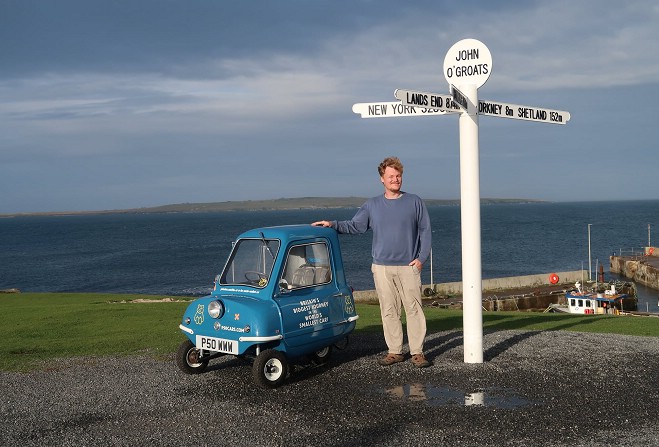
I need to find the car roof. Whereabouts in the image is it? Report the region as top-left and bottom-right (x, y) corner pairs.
(237, 225), (336, 244)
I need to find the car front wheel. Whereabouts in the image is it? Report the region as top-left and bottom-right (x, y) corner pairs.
(252, 349), (289, 388)
(175, 339), (209, 374)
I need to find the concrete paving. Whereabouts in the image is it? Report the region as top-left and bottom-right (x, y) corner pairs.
(1, 330), (657, 446)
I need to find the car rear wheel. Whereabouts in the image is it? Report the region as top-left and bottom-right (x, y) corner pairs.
(252, 349), (288, 388)
(310, 345), (332, 365)
(175, 339), (209, 374)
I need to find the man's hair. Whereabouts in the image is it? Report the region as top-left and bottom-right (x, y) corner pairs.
(378, 156), (404, 176)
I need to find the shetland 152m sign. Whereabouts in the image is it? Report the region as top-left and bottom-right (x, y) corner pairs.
(477, 99), (570, 124)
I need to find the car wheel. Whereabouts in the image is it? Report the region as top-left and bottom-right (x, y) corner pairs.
(175, 339), (208, 374)
(252, 349), (288, 388)
(310, 345), (332, 365)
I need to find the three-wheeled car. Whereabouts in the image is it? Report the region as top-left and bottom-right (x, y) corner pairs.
(176, 224), (359, 388)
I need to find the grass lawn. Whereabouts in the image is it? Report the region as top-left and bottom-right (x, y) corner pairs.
(1, 293), (657, 371)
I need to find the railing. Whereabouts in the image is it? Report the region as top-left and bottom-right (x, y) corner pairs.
(614, 248), (649, 259)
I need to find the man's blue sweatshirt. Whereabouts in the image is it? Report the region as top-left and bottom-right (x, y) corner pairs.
(332, 192), (432, 266)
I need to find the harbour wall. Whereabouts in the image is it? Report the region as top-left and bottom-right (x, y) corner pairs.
(610, 247), (659, 290)
(353, 269), (587, 303)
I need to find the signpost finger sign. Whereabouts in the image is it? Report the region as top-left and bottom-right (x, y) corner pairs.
(391, 89), (461, 114)
(477, 99), (570, 124)
(352, 101), (450, 118)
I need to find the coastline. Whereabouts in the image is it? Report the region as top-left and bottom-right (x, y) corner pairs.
(0, 197), (545, 218)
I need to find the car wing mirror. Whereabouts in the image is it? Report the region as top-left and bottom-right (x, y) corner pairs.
(279, 279), (292, 294)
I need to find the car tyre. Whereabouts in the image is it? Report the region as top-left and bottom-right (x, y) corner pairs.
(252, 349), (289, 388)
(175, 339), (209, 374)
(310, 345), (332, 365)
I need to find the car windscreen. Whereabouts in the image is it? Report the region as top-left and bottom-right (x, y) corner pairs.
(219, 238), (280, 288)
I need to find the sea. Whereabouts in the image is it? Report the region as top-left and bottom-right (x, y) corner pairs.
(1, 200), (658, 312)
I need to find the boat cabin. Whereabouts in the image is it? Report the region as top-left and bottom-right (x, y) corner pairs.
(566, 281), (627, 315)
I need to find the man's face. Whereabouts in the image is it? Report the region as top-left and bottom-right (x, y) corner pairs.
(381, 166), (402, 193)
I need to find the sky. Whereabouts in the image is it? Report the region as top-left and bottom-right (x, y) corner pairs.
(1, 0), (658, 213)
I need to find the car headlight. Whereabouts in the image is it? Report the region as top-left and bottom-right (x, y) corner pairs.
(208, 300), (225, 319)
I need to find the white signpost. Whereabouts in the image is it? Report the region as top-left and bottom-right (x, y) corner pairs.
(444, 39), (491, 364)
(353, 38), (570, 364)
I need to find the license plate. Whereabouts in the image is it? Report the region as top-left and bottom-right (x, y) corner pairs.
(195, 335), (239, 355)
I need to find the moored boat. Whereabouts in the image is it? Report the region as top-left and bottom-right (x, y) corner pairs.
(548, 280), (638, 314)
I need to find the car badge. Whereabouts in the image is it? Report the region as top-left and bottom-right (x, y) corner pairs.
(194, 304), (204, 325)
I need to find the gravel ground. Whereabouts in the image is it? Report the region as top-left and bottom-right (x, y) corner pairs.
(1, 329), (657, 447)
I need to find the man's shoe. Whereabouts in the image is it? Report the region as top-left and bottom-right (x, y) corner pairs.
(378, 353), (405, 366)
(411, 353), (431, 368)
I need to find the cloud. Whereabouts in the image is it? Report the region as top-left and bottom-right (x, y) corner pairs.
(1, 1), (658, 213)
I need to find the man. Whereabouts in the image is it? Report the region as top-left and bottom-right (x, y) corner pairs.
(312, 156), (432, 368)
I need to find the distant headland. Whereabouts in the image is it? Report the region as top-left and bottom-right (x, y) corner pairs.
(1, 197), (546, 217)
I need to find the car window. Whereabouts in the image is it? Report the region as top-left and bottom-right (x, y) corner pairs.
(281, 242), (331, 290)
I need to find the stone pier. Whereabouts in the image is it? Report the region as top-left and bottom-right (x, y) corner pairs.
(610, 246), (659, 290)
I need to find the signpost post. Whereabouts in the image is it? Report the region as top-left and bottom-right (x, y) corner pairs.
(443, 38), (492, 364)
(352, 38), (570, 364)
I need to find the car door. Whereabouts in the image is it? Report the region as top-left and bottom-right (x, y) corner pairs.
(276, 240), (343, 347)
